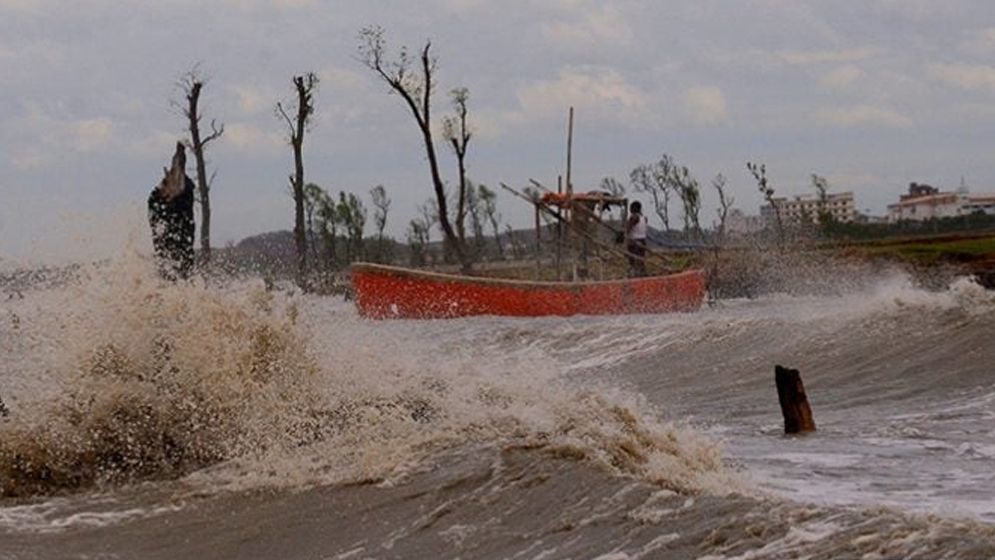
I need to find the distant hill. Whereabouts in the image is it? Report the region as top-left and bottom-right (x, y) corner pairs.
(233, 230), (297, 266)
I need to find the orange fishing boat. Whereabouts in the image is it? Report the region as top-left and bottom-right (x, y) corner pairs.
(351, 262), (706, 319)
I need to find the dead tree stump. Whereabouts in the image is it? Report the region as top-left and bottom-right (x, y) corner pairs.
(148, 142), (195, 280)
(775, 365), (816, 434)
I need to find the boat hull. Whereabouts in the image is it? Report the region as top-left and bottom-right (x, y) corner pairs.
(351, 263), (706, 319)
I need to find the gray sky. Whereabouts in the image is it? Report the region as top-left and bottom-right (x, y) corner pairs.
(2, 0), (994, 264)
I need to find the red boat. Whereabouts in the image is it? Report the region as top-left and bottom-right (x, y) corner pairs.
(351, 262), (707, 319)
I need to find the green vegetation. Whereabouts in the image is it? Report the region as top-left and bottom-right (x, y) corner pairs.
(823, 213), (995, 241)
(853, 234), (995, 265)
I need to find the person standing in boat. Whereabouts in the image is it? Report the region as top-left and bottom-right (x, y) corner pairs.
(626, 200), (648, 277)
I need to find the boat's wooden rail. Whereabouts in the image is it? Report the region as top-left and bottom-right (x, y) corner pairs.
(350, 262), (702, 291)
(351, 262), (706, 319)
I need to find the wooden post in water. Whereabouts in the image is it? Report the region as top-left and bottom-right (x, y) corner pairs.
(775, 365), (816, 434)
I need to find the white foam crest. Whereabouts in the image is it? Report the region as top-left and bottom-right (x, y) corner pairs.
(0, 497), (182, 533)
(848, 272), (993, 314)
(384, 271), (995, 376)
(1, 251), (325, 496)
(718, 270), (995, 325)
(698, 518), (844, 560)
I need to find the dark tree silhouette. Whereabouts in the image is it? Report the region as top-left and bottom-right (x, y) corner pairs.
(747, 161), (783, 246)
(631, 162), (671, 231)
(442, 87), (472, 255)
(276, 73), (318, 288)
(600, 176), (626, 197)
(336, 191), (367, 264)
(811, 173), (835, 236)
(175, 67), (224, 263)
(370, 184), (392, 263)
(478, 184), (504, 259)
(406, 218), (429, 266)
(712, 173), (733, 243)
(358, 26), (469, 270)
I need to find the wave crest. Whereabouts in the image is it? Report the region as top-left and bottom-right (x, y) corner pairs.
(1, 257), (732, 500)
(1, 261), (321, 497)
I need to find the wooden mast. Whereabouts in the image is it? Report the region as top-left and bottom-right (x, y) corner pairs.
(534, 202), (542, 279)
(555, 175), (563, 280)
(565, 107), (577, 281)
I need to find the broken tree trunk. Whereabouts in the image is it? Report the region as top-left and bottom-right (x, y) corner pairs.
(775, 365), (816, 434)
(148, 142), (195, 280)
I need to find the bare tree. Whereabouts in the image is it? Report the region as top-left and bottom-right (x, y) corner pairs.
(465, 181), (486, 256)
(600, 176), (626, 197)
(630, 162), (671, 231)
(370, 184), (392, 262)
(648, 155), (701, 238)
(304, 182), (330, 266)
(811, 173), (834, 235)
(747, 161), (783, 246)
(673, 165), (702, 239)
(712, 173), (733, 243)
(336, 192), (367, 264)
(276, 73), (318, 287)
(358, 26), (469, 270)
(314, 190), (340, 268)
(406, 218), (429, 266)
(442, 87), (472, 254)
(631, 155), (701, 238)
(410, 199), (435, 264)
(478, 184), (504, 259)
(708, 172), (735, 303)
(419, 199), (438, 243)
(175, 67), (224, 263)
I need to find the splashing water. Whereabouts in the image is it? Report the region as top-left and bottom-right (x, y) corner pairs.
(3, 251), (995, 558)
(0, 252), (731, 500)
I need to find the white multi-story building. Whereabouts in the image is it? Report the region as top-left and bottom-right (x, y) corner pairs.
(961, 194), (995, 215)
(887, 192), (961, 222)
(887, 182), (995, 222)
(761, 192), (856, 226)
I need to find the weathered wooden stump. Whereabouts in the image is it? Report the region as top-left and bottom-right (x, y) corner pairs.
(148, 142), (195, 280)
(775, 365), (816, 434)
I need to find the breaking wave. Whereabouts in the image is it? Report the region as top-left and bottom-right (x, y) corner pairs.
(0, 253), (731, 499)
(3, 251), (995, 558)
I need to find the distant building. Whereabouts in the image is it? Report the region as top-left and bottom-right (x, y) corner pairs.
(961, 194), (995, 215)
(887, 182), (995, 222)
(725, 208), (764, 236)
(761, 191), (856, 226)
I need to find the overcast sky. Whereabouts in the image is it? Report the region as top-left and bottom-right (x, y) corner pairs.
(2, 0), (994, 264)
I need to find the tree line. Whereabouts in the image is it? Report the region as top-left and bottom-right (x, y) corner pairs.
(172, 27), (524, 289)
(170, 26), (862, 290)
